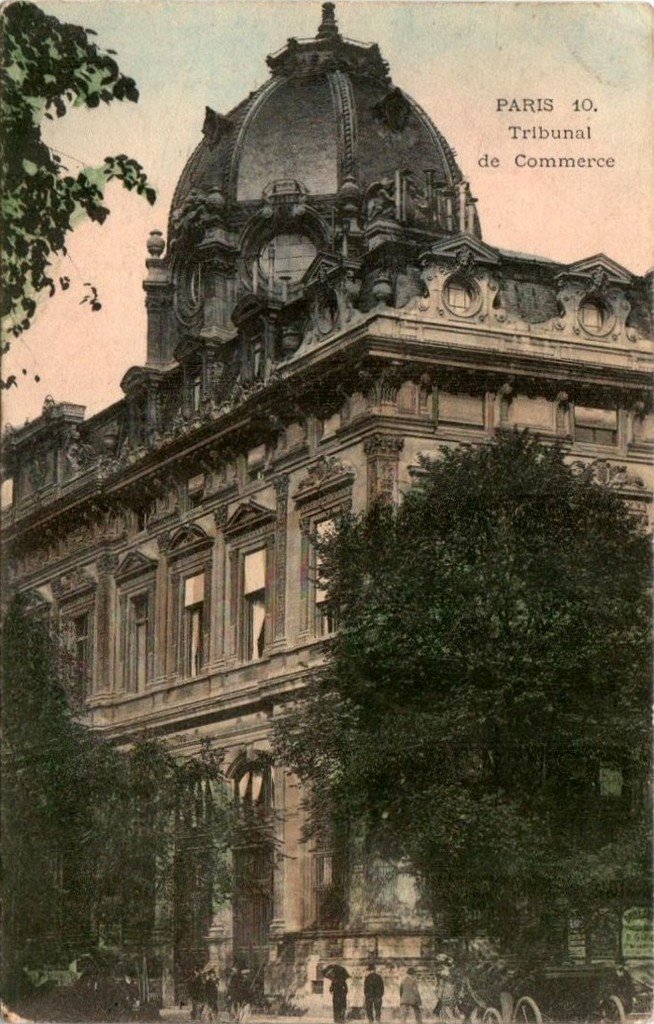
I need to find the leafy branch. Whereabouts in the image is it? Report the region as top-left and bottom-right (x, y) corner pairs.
(1, 1), (157, 344)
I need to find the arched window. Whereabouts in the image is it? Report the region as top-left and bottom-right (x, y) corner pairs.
(258, 234), (317, 284)
(234, 763), (274, 813)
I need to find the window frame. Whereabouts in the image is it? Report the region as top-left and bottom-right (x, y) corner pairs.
(115, 556), (157, 694)
(128, 591), (151, 692)
(223, 503), (277, 664)
(312, 518), (337, 638)
(181, 569), (207, 679)
(296, 489), (352, 641)
(170, 553), (213, 681)
(239, 544), (270, 663)
(442, 274), (481, 318)
(258, 233), (317, 286)
(573, 405), (619, 448)
(60, 592), (96, 699)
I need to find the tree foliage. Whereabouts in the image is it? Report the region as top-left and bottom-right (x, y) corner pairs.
(1, 595), (232, 999)
(1, 0), (156, 351)
(275, 432), (652, 949)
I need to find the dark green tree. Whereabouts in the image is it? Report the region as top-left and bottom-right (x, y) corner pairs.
(275, 432), (651, 951)
(1, 595), (232, 1000)
(1, 0), (155, 361)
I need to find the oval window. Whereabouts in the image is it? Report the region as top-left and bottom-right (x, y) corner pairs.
(444, 278), (475, 315)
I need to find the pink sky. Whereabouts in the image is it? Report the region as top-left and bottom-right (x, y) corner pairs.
(3, 1), (653, 430)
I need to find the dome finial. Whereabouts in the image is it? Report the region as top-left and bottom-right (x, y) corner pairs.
(317, 2), (339, 39)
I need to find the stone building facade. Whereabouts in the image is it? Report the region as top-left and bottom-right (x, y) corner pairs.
(3, 3), (653, 1009)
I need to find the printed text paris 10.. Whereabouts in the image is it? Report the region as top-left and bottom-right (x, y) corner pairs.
(478, 97), (616, 170)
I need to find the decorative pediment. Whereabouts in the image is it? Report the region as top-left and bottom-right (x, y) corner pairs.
(565, 254), (633, 287)
(115, 550), (158, 582)
(421, 234), (501, 269)
(301, 252), (344, 289)
(223, 500), (276, 538)
(163, 523), (213, 557)
(295, 456), (355, 505)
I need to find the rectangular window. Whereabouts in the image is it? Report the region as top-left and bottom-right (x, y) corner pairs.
(574, 406), (618, 446)
(315, 519), (336, 636)
(243, 549), (266, 661)
(72, 612), (90, 687)
(128, 593), (150, 691)
(247, 444), (266, 482)
(184, 572), (205, 677)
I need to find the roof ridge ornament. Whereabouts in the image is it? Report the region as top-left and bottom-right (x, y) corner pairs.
(317, 2), (339, 40)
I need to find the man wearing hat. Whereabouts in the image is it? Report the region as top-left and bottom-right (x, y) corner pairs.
(399, 967), (422, 1024)
(364, 963), (384, 1022)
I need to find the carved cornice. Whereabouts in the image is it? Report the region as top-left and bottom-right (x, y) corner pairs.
(570, 458), (647, 494)
(51, 566), (96, 600)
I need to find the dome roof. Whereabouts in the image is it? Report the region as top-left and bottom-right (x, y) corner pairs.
(171, 4), (463, 218)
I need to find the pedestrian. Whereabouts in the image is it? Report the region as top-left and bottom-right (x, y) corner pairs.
(330, 976), (348, 1023)
(227, 966), (243, 1019)
(400, 968), (422, 1024)
(190, 968), (206, 1021)
(364, 963), (384, 1022)
(205, 969), (219, 1022)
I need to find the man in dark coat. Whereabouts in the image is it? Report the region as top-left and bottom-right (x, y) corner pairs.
(189, 968), (205, 1021)
(205, 969), (219, 1021)
(330, 976), (348, 1023)
(399, 967), (422, 1024)
(364, 964), (384, 1022)
(227, 966), (244, 1018)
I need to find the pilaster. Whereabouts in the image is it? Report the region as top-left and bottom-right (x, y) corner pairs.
(363, 434), (404, 503)
(95, 551), (118, 694)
